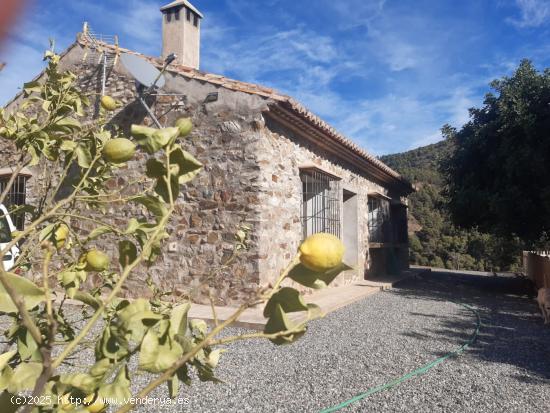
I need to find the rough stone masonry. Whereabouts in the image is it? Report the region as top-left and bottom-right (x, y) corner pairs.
(0, 35), (413, 306)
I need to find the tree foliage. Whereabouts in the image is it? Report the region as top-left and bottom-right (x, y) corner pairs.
(442, 60), (550, 246)
(382, 133), (522, 272)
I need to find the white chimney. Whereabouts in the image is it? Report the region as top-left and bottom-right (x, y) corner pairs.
(160, 0), (203, 69)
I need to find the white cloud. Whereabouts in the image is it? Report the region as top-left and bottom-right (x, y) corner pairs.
(508, 0), (550, 27)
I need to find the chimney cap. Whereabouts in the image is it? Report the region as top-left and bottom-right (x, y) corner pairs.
(160, 0), (203, 18)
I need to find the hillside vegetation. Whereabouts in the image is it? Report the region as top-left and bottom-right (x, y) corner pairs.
(381, 139), (521, 272)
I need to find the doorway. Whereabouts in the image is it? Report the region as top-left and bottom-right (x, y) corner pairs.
(342, 189), (358, 266)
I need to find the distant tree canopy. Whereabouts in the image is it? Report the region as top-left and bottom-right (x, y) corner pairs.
(443, 60), (550, 246)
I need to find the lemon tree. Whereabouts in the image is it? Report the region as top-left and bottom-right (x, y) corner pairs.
(0, 49), (351, 413)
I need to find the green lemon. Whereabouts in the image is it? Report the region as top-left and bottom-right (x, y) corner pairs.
(100, 95), (117, 111)
(175, 117), (193, 137)
(85, 249), (110, 272)
(102, 138), (136, 163)
(54, 224), (70, 249)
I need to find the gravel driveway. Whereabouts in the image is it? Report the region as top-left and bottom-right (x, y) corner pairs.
(5, 270), (550, 412)
(142, 270), (550, 413)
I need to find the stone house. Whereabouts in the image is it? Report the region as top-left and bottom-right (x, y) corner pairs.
(0, 0), (414, 305)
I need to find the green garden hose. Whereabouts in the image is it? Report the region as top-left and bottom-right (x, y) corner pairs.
(319, 302), (482, 413)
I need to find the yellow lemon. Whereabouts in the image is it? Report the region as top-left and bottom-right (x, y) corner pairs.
(299, 233), (344, 272)
(102, 138), (136, 163)
(54, 223), (70, 249)
(175, 117), (193, 137)
(84, 393), (106, 413)
(100, 95), (117, 111)
(85, 249), (110, 272)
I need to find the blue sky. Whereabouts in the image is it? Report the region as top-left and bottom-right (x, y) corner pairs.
(1, 0), (550, 155)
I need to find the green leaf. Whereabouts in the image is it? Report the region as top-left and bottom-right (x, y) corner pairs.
(131, 124), (162, 154)
(23, 81), (42, 94)
(60, 140), (77, 151)
(97, 365), (131, 405)
(169, 303), (190, 339)
(168, 376), (179, 399)
(306, 304), (324, 321)
(138, 330), (183, 373)
(87, 226), (113, 241)
(134, 195), (168, 221)
(153, 127), (179, 148)
(124, 218), (140, 234)
(118, 299), (163, 343)
(27, 146), (40, 166)
(154, 175), (179, 203)
(0, 367), (13, 391)
(59, 372), (99, 393)
(55, 117), (81, 131)
(287, 263), (325, 289)
(189, 319), (207, 336)
(90, 358), (112, 378)
(0, 272), (45, 313)
(0, 351), (17, 371)
(17, 329), (41, 362)
(316, 263), (354, 286)
(287, 263), (353, 289)
(263, 304), (306, 346)
(263, 287), (309, 318)
(95, 325), (129, 361)
(145, 158), (166, 178)
(7, 362), (43, 393)
(75, 145), (92, 168)
(118, 240), (138, 268)
(206, 349), (223, 369)
(169, 146), (203, 184)
(72, 291), (101, 310)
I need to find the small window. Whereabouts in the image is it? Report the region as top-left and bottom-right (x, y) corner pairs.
(186, 8), (191, 21)
(175, 9), (180, 20)
(301, 168), (341, 239)
(368, 196), (390, 243)
(0, 175), (28, 230)
(193, 14), (199, 27)
(166, 11), (172, 22)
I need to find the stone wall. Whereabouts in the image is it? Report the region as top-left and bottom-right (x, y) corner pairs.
(2, 43), (271, 306)
(254, 115), (395, 291)
(2, 41), (410, 305)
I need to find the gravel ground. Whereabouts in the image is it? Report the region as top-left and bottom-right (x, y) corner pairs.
(4, 270), (550, 412)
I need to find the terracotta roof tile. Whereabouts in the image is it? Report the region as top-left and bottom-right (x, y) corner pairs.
(76, 36), (412, 192)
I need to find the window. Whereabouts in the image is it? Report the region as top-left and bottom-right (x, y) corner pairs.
(368, 195), (391, 243)
(166, 11), (172, 22)
(0, 175), (28, 230)
(301, 168), (341, 239)
(186, 8), (192, 21)
(193, 14), (199, 27)
(175, 8), (180, 20)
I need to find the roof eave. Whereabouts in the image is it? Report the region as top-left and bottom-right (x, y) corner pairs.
(267, 102), (415, 196)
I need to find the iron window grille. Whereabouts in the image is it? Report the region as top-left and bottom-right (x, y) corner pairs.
(0, 175), (28, 230)
(301, 168), (341, 239)
(368, 196), (391, 243)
